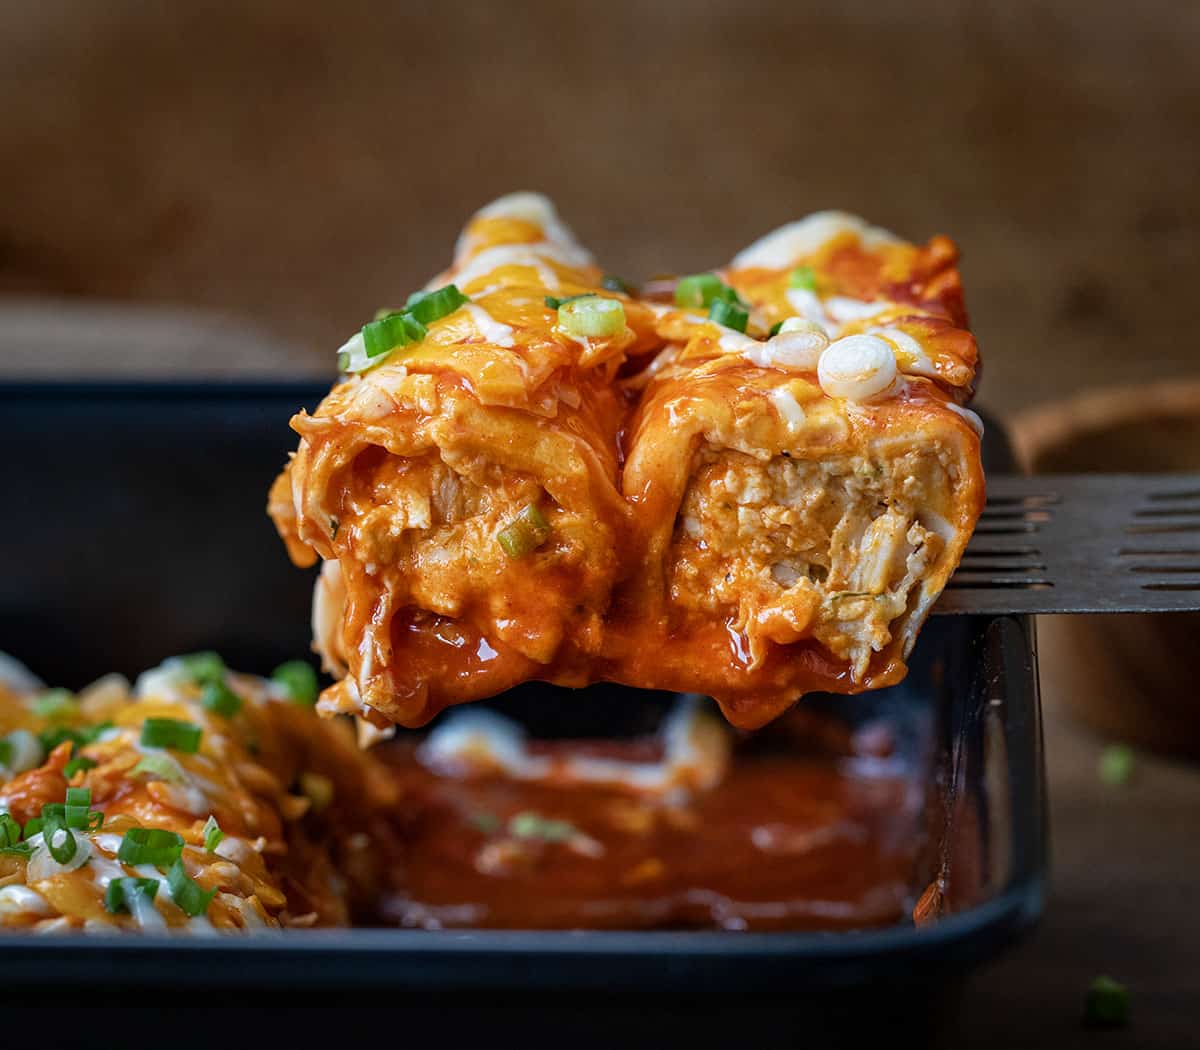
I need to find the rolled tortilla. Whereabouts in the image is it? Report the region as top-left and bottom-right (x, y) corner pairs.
(610, 214), (984, 728)
(270, 194), (661, 729)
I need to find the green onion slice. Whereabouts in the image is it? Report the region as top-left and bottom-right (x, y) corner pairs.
(104, 876), (160, 915)
(497, 503), (551, 558)
(64, 756), (97, 778)
(174, 651), (226, 684)
(709, 299), (750, 333)
(118, 827), (184, 868)
(558, 296), (626, 338)
(32, 689), (77, 721)
(272, 661), (319, 706)
(675, 273), (745, 311)
(788, 265), (817, 291)
(768, 320), (784, 337)
(140, 718), (202, 754)
(65, 787), (91, 808)
(362, 311), (427, 359)
(42, 811), (78, 864)
(38, 722), (112, 755)
(0, 813), (22, 849)
(201, 680), (243, 718)
(508, 811), (577, 842)
(166, 860), (216, 918)
(132, 753), (185, 784)
(405, 284), (469, 326)
(0, 739), (10, 767)
(202, 815), (224, 853)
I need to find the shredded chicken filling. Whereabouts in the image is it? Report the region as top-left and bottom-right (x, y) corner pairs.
(339, 447), (616, 665)
(668, 447), (947, 678)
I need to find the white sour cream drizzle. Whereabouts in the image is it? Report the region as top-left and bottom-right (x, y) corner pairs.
(463, 303), (516, 347)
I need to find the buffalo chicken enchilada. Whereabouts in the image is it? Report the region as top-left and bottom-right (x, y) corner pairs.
(271, 195), (984, 732)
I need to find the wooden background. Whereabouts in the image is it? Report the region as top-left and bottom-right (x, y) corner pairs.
(3, 1), (1199, 1044)
(2, 0), (1199, 414)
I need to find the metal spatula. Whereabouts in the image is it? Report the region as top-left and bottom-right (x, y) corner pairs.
(935, 474), (1200, 615)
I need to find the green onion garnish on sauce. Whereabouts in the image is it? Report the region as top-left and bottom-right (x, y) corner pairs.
(508, 811), (577, 843)
(405, 284), (469, 326)
(202, 815), (224, 853)
(788, 265), (817, 291)
(32, 689), (77, 721)
(104, 876), (160, 915)
(497, 503), (551, 558)
(709, 299), (749, 333)
(768, 320), (784, 337)
(63, 755), (97, 779)
(557, 296), (626, 338)
(166, 860), (216, 917)
(201, 680), (243, 718)
(272, 660), (319, 706)
(118, 827), (184, 868)
(140, 718), (202, 754)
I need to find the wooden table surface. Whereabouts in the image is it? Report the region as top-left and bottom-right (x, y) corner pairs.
(5, 305), (1199, 1045)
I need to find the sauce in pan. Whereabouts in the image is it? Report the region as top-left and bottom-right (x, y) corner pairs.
(379, 712), (928, 931)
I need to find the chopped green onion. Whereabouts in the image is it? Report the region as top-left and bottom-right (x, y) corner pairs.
(42, 811), (78, 864)
(768, 320), (784, 337)
(543, 293), (592, 310)
(508, 811), (577, 843)
(674, 273), (725, 309)
(174, 651), (226, 684)
(709, 299), (749, 333)
(104, 877), (160, 915)
(299, 771), (334, 812)
(202, 815), (224, 853)
(0, 843), (31, 859)
(166, 859), (216, 918)
(1099, 744), (1135, 786)
(118, 827), (184, 868)
(0, 813), (22, 849)
(32, 688), (77, 721)
(38, 796), (101, 833)
(497, 503), (551, 558)
(361, 311), (427, 359)
(405, 284), (469, 326)
(558, 296), (626, 338)
(132, 753), (185, 784)
(272, 660), (319, 706)
(140, 718), (202, 754)
(201, 680), (243, 718)
(469, 811), (501, 835)
(65, 787), (90, 808)
(1084, 976), (1129, 1028)
(38, 722), (112, 755)
(0, 739), (10, 767)
(63, 755), (97, 779)
(788, 265), (817, 291)
(601, 275), (634, 295)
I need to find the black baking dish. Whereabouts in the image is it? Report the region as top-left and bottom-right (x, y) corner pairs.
(0, 382), (1045, 1042)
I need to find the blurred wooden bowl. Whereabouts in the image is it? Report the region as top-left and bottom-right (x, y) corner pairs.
(1011, 379), (1200, 758)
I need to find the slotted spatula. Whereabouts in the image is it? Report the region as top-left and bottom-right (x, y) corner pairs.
(936, 473), (1200, 615)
